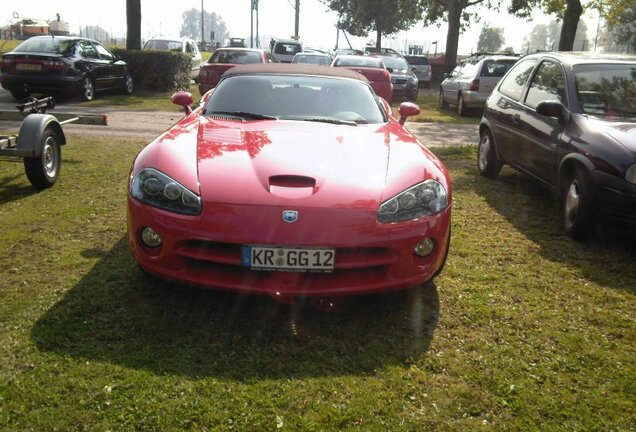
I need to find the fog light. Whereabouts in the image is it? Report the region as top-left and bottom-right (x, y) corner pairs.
(141, 227), (162, 247)
(414, 238), (434, 257)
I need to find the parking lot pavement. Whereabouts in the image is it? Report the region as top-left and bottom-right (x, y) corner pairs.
(405, 121), (479, 147)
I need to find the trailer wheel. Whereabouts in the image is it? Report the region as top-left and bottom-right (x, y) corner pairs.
(24, 129), (61, 189)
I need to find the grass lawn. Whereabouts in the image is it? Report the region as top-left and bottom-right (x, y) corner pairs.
(0, 137), (634, 431)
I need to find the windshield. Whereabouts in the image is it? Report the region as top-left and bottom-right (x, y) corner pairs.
(15, 37), (73, 55)
(575, 63), (636, 118)
(333, 56), (383, 68)
(292, 55), (331, 65)
(144, 40), (183, 51)
(381, 57), (409, 71)
(208, 50), (262, 64)
(480, 59), (518, 77)
(205, 75), (386, 124)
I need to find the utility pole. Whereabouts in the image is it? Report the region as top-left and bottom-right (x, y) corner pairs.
(294, 0), (299, 39)
(201, 0), (205, 47)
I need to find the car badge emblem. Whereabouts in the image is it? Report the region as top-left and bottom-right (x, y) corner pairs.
(282, 210), (299, 223)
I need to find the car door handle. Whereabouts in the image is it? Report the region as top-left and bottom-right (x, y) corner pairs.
(512, 113), (521, 123)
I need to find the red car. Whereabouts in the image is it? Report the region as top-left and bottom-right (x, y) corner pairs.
(128, 64), (451, 301)
(198, 47), (276, 94)
(331, 54), (393, 102)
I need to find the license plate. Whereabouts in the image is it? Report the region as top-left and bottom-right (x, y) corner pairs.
(241, 246), (335, 272)
(16, 63), (42, 71)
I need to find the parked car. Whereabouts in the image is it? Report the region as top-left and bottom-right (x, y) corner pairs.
(379, 55), (418, 102)
(0, 36), (133, 101)
(128, 64), (451, 300)
(271, 39), (303, 63)
(404, 55), (431, 87)
(292, 52), (332, 66)
(334, 48), (363, 56)
(477, 52), (636, 239)
(331, 55), (392, 102)
(143, 37), (202, 79)
(440, 52), (519, 116)
(198, 48), (276, 94)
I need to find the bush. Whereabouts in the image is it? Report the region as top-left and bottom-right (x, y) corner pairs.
(111, 49), (192, 92)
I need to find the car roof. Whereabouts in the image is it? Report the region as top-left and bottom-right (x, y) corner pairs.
(274, 39), (302, 44)
(214, 47), (266, 53)
(20, 35), (97, 43)
(521, 51), (636, 65)
(222, 63), (369, 83)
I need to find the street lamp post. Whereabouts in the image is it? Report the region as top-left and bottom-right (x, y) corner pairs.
(201, 0), (205, 47)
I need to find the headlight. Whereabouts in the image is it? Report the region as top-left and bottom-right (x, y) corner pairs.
(626, 164), (636, 184)
(131, 168), (201, 215)
(408, 76), (418, 85)
(378, 180), (448, 223)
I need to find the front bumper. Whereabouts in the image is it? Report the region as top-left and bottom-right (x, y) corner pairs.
(593, 170), (636, 235)
(0, 74), (80, 94)
(127, 198), (451, 298)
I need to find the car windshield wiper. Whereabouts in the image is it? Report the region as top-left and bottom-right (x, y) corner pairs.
(301, 117), (358, 126)
(207, 111), (277, 120)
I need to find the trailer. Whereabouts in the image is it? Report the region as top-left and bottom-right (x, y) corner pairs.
(0, 97), (107, 189)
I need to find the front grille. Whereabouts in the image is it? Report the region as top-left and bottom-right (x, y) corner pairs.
(392, 78), (407, 85)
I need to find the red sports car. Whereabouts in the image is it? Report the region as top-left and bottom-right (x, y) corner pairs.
(331, 54), (393, 103)
(198, 47), (276, 94)
(128, 64), (451, 301)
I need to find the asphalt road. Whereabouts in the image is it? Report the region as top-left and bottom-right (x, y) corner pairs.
(0, 88), (479, 145)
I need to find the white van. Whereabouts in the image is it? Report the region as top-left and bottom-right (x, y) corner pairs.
(271, 39), (303, 63)
(143, 37), (202, 79)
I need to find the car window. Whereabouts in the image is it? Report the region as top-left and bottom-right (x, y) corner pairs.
(144, 40), (183, 51)
(208, 50), (263, 64)
(334, 56), (382, 68)
(79, 41), (99, 59)
(274, 43), (302, 55)
(525, 60), (566, 109)
(574, 63), (636, 118)
(460, 61), (479, 78)
(266, 52), (276, 63)
(381, 57), (409, 71)
(498, 59), (537, 101)
(293, 55), (331, 65)
(186, 42), (194, 53)
(405, 56), (429, 66)
(15, 37), (73, 55)
(94, 43), (114, 61)
(480, 59), (518, 77)
(206, 75), (385, 124)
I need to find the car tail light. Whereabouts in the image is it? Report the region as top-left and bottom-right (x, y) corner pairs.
(1, 58), (15, 70)
(42, 60), (67, 72)
(469, 79), (480, 91)
(382, 69), (391, 82)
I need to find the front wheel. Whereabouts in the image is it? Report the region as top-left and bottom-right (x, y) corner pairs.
(122, 73), (134, 95)
(563, 169), (596, 240)
(439, 88), (448, 109)
(23, 129), (61, 189)
(79, 76), (95, 101)
(477, 130), (502, 178)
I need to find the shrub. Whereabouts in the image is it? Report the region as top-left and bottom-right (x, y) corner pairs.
(111, 49), (192, 92)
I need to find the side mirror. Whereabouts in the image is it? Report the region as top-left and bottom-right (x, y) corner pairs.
(411, 66), (417, 71)
(171, 91), (193, 115)
(386, 67), (393, 73)
(536, 100), (570, 123)
(441, 72), (449, 79)
(397, 102), (420, 125)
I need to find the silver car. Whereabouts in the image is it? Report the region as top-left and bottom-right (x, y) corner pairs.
(404, 55), (431, 88)
(439, 53), (519, 116)
(143, 37), (202, 79)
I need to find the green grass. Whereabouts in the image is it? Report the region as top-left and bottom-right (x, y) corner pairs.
(77, 83), (203, 111)
(0, 138), (634, 431)
(392, 91), (481, 124)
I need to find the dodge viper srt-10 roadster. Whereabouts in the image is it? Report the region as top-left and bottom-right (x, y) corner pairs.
(127, 63), (452, 300)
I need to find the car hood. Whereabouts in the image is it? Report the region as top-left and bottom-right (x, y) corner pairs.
(590, 118), (636, 152)
(196, 119), (393, 209)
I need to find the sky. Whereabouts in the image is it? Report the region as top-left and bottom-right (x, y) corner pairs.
(4, 0), (601, 55)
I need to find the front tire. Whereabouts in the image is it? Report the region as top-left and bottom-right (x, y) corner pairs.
(439, 88), (448, 109)
(122, 72), (134, 95)
(477, 130), (502, 178)
(79, 76), (95, 101)
(563, 169), (596, 240)
(23, 129), (61, 189)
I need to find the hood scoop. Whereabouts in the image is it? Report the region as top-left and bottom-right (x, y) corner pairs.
(268, 175), (317, 199)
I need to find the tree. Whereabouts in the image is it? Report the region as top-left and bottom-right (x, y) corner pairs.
(597, 0), (635, 53)
(509, 0), (582, 51)
(126, 0), (141, 50)
(476, 25), (504, 52)
(421, 0), (501, 67)
(322, 0), (424, 49)
(523, 19), (588, 53)
(180, 8), (228, 45)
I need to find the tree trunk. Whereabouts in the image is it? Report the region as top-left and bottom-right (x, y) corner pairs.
(558, 0), (582, 51)
(126, 0), (142, 50)
(376, 26), (382, 49)
(444, 0), (462, 66)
